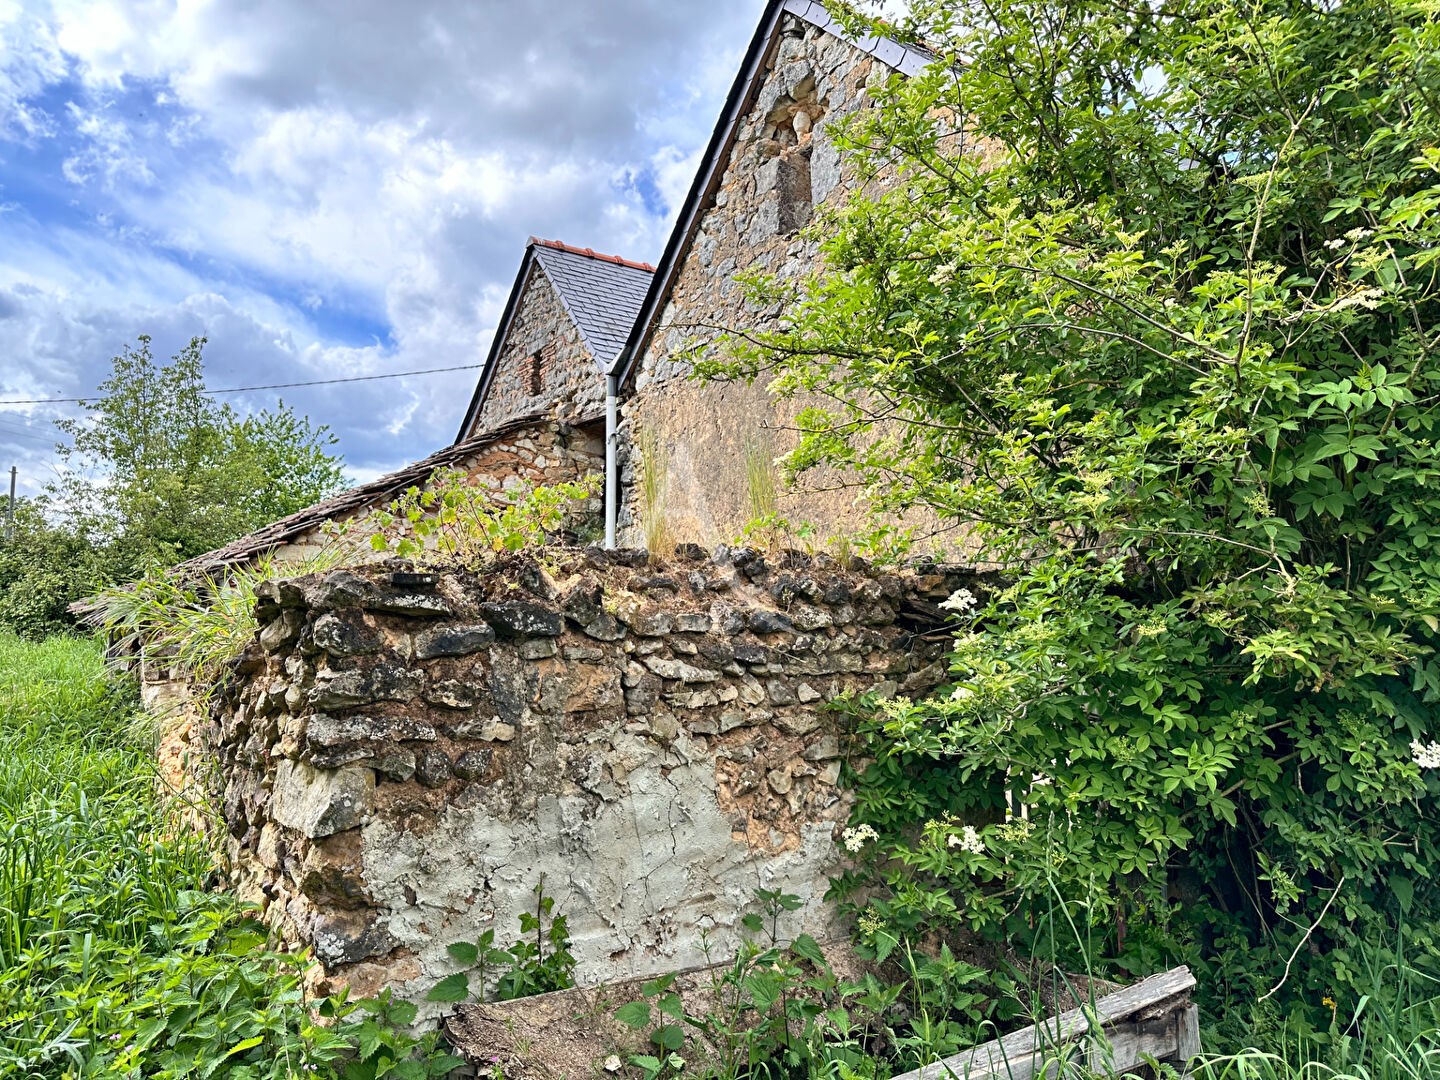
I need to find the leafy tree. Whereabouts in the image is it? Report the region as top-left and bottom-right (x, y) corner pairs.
(51, 334), (346, 567)
(0, 497), (126, 638)
(713, 0), (1440, 1029)
(0, 336), (346, 635)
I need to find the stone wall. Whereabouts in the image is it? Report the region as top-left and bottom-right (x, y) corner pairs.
(621, 15), (911, 548)
(194, 547), (976, 1018)
(470, 269), (603, 438)
(268, 421), (605, 570)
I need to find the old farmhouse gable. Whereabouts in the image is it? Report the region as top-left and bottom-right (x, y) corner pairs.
(456, 238), (654, 440)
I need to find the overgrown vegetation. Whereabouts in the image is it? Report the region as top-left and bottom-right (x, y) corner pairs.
(637, 423), (673, 562)
(705, 0), (1440, 1053)
(369, 467), (597, 563)
(90, 546), (350, 695)
(0, 633), (462, 1078)
(613, 890), (1440, 1080)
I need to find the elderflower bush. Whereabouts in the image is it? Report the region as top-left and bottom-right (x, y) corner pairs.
(709, 0), (1440, 1027)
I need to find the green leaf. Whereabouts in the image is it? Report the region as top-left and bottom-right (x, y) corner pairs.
(425, 973), (471, 1003)
(615, 1001), (652, 1029)
(447, 941), (480, 966)
(790, 933), (827, 968)
(222, 1035), (265, 1059)
(651, 1024), (685, 1051)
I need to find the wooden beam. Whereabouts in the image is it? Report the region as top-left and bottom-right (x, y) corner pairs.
(892, 966), (1199, 1080)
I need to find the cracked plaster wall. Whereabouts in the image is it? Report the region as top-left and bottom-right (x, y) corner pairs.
(194, 548), (978, 1020)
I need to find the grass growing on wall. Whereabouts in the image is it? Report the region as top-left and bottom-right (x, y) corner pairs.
(637, 424), (672, 562)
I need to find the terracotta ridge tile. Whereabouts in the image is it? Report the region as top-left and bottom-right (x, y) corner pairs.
(527, 236), (656, 273)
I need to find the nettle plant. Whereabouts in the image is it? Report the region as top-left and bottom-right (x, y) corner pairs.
(426, 881), (577, 1006)
(369, 468), (597, 563)
(707, 0), (1440, 1025)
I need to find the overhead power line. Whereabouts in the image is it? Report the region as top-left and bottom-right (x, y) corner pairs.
(0, 363), (484, 407)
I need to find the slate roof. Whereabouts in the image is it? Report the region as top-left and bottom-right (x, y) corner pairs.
(530, 239), (654, 366)
(455, 239), (654, 442)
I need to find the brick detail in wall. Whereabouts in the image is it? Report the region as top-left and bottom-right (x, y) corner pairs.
(474, 272), (603, 436)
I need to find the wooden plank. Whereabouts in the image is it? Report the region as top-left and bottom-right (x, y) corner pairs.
(1177, 1003), (1203, 1064)
(893, 966), (1197, 1080)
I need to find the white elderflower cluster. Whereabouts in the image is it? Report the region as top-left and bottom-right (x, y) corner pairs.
(947, 825), (986, 855)
(842, 823), (879, 852)
(951, 685), (975, 702)
(1412, 739), (1440, 770)
(940, 587), (978, 614)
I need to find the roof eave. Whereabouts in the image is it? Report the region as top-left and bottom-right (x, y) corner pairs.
(454, 248), (542, 445)
(611, 0), (789, 384)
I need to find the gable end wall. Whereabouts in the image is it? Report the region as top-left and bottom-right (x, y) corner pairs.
(620, 17), (918, 549)
(471, 270), (604, 438)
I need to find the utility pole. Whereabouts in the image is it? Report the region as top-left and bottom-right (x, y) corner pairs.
(5, 466), (14, 540)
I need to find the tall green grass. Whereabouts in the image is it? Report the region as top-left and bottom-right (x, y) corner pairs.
(0, 634), (457, 1079)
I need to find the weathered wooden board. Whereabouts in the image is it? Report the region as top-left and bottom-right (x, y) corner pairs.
(892, 965), (1199, 1080)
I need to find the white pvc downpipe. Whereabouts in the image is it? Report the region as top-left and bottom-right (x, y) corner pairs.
(604, 372), (619, 549)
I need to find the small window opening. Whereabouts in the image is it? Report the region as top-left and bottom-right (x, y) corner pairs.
(528, 351), (544, 395)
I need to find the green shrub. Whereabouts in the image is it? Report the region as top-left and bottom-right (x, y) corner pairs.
(709, 0), (1440, 1035)
(426, 880), (577, 1005)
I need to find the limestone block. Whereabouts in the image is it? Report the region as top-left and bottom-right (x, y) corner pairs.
(307, 908), (395, 969)
(415, 750), (453, 789)
(480, 601), (564, 638)
(582, 613), (626, 641)
(260, 609), (304, 653)
(454, 749), (494, 781)
(366, 591), (453, 618)
(372, 748), (417, 782)
(452, 717), (516, 743)
(306, 570), (373, 610)
(642, 656), (721, 684)
(306, 713), (437, 748)
(309, 664), (425, 710)
(415, 624), (496, 659)
(766, 679), (798, 705)
(273, 761), (375, 839)
(426, 680), (484, 710)
(298, 830), (371, 908)
(748, 610), (796, 635)
(312, 613), (384, 658)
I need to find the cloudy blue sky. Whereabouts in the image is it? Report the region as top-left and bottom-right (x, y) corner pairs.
(0, 0), (767, 497)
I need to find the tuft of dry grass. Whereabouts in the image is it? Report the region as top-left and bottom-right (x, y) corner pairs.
(637, 424), (671, 563)
(744, 435), (777, 526)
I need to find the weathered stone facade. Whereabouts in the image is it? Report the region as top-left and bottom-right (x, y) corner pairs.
(194, 549), (975, 1016)
(470, 272), (603, 436)
(620, 15), (906, 548)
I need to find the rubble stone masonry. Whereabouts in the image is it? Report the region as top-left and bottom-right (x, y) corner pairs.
(471, 271), (603, 436)
(623, 16), (909, 547)
(193, 547), (979, 1017)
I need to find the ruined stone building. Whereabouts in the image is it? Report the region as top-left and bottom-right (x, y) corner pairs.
(165, 0), (971, 1016)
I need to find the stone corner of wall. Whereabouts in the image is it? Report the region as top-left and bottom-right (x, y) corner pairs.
(200, 542), (988, 1013)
